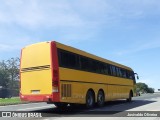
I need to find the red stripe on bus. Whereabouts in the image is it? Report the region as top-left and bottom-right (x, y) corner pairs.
(50, 41), (60, 102)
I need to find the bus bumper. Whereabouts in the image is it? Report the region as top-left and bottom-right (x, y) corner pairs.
(20, 94), (53, 102)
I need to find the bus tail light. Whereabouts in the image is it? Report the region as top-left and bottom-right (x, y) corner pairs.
(52, 69), (59, 93)
(52, 86), (59, 92)
(52, 81), (59, 92)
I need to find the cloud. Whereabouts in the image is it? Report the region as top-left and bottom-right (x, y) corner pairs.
(0, 44), (10, 51)
(106, 0), (160, 18)
(138, 79), (151, 84)
(0, 36), (39, 52)
(0, 0), (85, 29)
(1, 0), (160, 53)
(0, 0), (111, 51)
(1, 0), (160, 28)
(1, 0), (160, 31)
(116, 40), (160, 56)
(137, 78), (158, 90)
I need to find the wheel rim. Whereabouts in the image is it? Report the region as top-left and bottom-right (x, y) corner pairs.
(98, 91), (104, 106)
(86, 91), (94, 108)
(87, 94), (93, 106)
(98, 94), (103, 104)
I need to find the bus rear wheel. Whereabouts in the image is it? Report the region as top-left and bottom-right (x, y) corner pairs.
(126, 91), (132, 102)
(86, 90), (95, 108)
(97, 90), (105, 107)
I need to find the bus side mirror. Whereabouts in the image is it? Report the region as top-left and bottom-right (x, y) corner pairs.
(137, 76), (139, 80)
(134, 73), (139, 80)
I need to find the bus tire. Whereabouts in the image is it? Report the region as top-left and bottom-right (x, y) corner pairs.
(97, 90), (105, 107)
(126, 91), (133, 102)
(86, 90), (95, 108)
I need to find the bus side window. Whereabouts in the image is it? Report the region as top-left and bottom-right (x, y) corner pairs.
(126, 71), (129, 79)
(121, 69), (127, 78)
(95, 61), (100, 73)
(104, 64), (109, 75)
(126, 71), (133, 79)
(68, 53), (78, 68)
(91, 59), (96, 72)
(80, 56), (89, 71)
(116, 67), (120, 77)
(58, 49), (79, 69)
(108, 65), (111, 75)
(98, 62), (104, 74)
(119, 68), (122, 77)
(110, 66), (116, 76)
(109, 66), (113, 75)
(117, 68), (122, 77)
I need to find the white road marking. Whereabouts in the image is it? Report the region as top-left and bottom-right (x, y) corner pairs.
(0, 106), (5, 108)
(0, 104), (21, 107)
(0, 102), (46, 108)
(18, 105), (55, 111)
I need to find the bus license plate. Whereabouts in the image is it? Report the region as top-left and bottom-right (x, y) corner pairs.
(31, 90), (40, 94)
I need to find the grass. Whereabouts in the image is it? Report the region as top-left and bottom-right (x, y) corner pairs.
(0, 97), (29, 106)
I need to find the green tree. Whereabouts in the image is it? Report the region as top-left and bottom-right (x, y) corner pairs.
(7, 58), (20, 90)
(0, 60), (10, 88)
(136, 82), (148, 93)
(136, 82), (154, 93)
(0, 58), (19, 89)
(147, 87), (155, 93)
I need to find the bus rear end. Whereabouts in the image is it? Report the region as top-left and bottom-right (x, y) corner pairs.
(20, 41), (60, 102)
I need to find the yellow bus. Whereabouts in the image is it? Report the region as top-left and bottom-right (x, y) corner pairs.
(20, 41), (138, 108)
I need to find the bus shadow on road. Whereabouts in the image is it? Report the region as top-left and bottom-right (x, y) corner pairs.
(32, 99), (156, 116)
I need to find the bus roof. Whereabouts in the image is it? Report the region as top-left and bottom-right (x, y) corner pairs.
(55, 41), (133, 71)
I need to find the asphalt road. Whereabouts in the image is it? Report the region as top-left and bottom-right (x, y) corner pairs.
(0, 93), (160, 119)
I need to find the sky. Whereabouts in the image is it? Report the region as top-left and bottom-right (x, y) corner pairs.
(0, 0), (160, 91)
